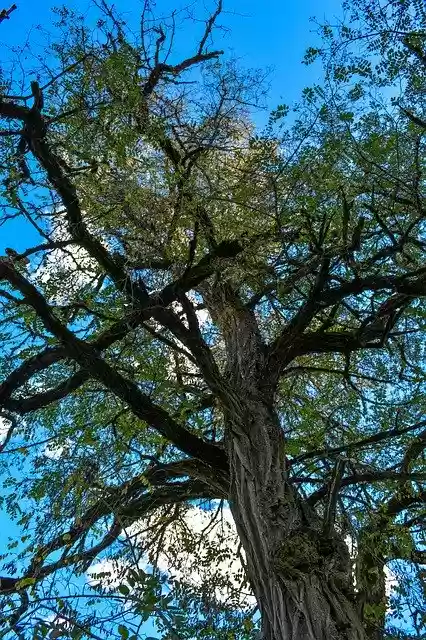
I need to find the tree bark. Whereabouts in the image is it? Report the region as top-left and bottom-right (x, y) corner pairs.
(226, 394), (367, 640)
(202, 281), (376, 639)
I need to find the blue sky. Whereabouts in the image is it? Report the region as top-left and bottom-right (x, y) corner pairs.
(0, 0), (346, 125)
(0, 0), (344, 254)
(0, 0), (345, 89)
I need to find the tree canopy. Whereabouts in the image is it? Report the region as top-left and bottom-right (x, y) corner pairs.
(0, 1), (425, 639)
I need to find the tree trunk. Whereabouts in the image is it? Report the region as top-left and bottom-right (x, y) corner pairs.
(203, 283), (378, 638)
(226, 394), (367, 640)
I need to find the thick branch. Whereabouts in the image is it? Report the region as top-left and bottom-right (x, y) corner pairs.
(307, 470), (426, 505)
(292, 418), (426, 465)
(400, 428), (426, 474)
(0, 259), (227, 471)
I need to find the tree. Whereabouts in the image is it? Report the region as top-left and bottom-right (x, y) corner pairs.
(0, 0), (425, 638)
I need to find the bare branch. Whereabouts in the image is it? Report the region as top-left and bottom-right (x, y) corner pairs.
(197, 0), (223, 55)
(0, 3), (16, 24)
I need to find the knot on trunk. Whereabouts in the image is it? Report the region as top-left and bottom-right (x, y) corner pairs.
(273, 527), (353, 594)
(274, 528), (321, 576)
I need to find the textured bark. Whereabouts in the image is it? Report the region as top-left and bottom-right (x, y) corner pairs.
(201, 281), (380, 639)
(226, 395), (366, 640)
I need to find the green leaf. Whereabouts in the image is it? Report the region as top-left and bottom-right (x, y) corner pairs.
(16, 577), (36, 588)
(118, 584), (130, 596)
(118, 624), (129, 639)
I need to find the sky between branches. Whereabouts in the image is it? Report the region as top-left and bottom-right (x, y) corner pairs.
(0, 0), (345, 253)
